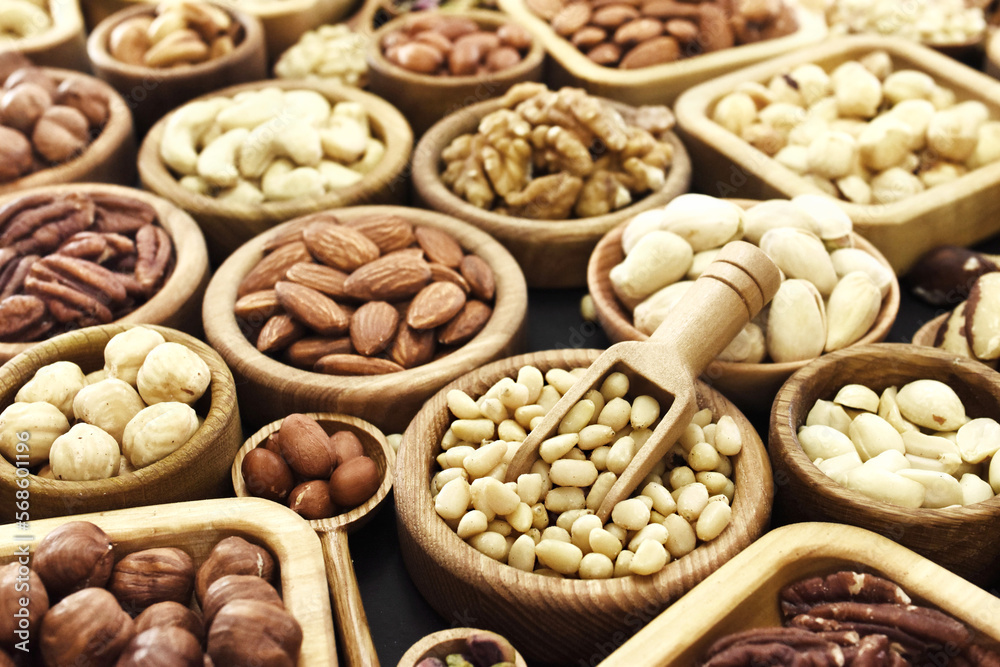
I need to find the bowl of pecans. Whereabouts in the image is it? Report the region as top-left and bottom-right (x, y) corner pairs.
(201, 204), (528, 434)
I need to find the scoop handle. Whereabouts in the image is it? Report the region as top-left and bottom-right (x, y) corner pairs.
(321, 529), (380, 667)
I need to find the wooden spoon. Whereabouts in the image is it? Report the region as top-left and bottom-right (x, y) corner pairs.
(504, 240), (781, 522)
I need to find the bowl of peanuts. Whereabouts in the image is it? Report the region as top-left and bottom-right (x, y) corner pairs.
(394, 346), (773, 664)
(769, 342), (1000, 587)
(86, 0), (268, 135)
(364, 9), (546, 138)
(201, 204), (528, 434)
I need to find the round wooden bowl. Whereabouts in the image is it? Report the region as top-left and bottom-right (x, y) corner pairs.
(912, 313), (948, 348)
(137, 79), (413, 265)
(0, 322), (241, 520)
(3, 0), (88, 71)
(0, 183), (210, 364)
(0, 68), (136, 196)
(365, 9), (545, 138)
(987, 28), (1000, 80)
(587, 220), (900, 416)
(394, 347), (773, 665)
(769, 342), (1000, 586)
(201, 204), (529, 434)
(410, 96), (692, 288)
(398, 628), (529, 667)
(86, 2), (268, 136)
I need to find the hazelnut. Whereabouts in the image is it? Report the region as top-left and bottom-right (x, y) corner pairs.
(289, 479), (335, 519)
(0, 562), (48, 648)
(122, 401), (200, 469)
(32, 105), (91, 164)
(207, 600), (302, 667)
(241, 447), (295, 502)
(49, 422), (121, 481)
(0, 82), (53, 134)
(136, 341), (211, 406)
(329, 455), (381, 509)
(116, 627), (203, 667)
(134, 601), (205, 643)
(39, 587), (135, 666)
(0, 53), (32, 87)
(56, 77), (110, 128)
(201, 574), (283, 627)
(103, 326), (167, 386)
(329, 430), (365, 466)
(32, 521), (115, 598)
(0, 126), (33, 182)
(277, 413), (335, 479)
(194, 537), (276, 603)
(4, 67), (57, 97)
(109, 547), (196, 611)
(15, 360), (87, 421)
(72, 378), (144, 446)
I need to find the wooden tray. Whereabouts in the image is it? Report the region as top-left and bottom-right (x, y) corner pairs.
(674, 35), (1000, 275)
(600, 522), (1000, 665)
(493, 0), (826, 107)
(0, 497), (336, 666)
(6, 0), (88, 71)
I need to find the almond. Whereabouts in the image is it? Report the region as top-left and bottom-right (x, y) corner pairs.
(640, 0), (700, 19)
(429, 263), (470, 293)
(256, 314), (305, 353)
(614, 17), (663, 44)
(238, 241), (310, 298)
(407, 281), (467, 330)
(303, 222), (381, 272)
(437, 300), (493, 345)
(390, 321), (437, 368)
(350, 301), (400, 356)
(313, 354), (405, 375)
(414, 226), (465, 268)
(341, 214), (416, 253)
(696, 4), (733, 52)
(234, 290), (280, 323)
(571, 26), (608, 49)
(260, 226), (306, 253)
(342, 254), (432, 301)
(619, 35), (679, 68)
(284, 262), (348, 299)
(587, 42), (622, 65)
(526, 0), (566, 20)
(459, 255), (495, 301)
(592, 4), (641, 27)
(277, 414), (335, 479)
(283, 336), (353, 368)
(275, 280), (350, 336)
(551, 2), (593, 36)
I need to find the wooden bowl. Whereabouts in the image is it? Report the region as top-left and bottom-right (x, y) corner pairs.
(138, 78), (413, 265)
(0, 68), (136, 196)
(587, 217), (900, 415)
(234, 412), (393, 666)
(987, 28), (1000, 80)
(0, 497), (337, 666)
(398, 628), (529, 667)
(201, 204), (528, 434)
(86, 2), (268, 136)
(0, 183), (210, 364)
(769, 342), (1000, 586)
(600, 522), (1000, 666)
(0, 323), (241, 520)
(411, 96), (692, 288)
(394, 347), (773, 664)
(674, 35), (1000, 275)
(3, 0), (88, 71)
(365, 9), (545, 138)
(493, 0), (826, 107)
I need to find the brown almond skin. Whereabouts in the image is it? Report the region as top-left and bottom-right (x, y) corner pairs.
(438, 299), (493, 346)
(242, 447), (295, 502)
(619, 35), (680, 68)
(614, 17), (663, 44)
(571, 25), (608, 49)
(388, 41), (444, 74)
(407, 281), (467, 330)
(195, 537), (276, 603)
(314, 354), (405, 375)
(288, 479), (337, 519)
(390, 321), (437, 368)
(274, 280), (351, 336)
(329, 456), (381, 508)
(201, 575), (283, 628)
(459, 255), (495, 301)
(350, 300), (400, 356)
(341, 213), (416, 253)
(109, 547), (196, 611)
(497, 22), (534, 50)
(551, 2), (592, 36)
(238, 241), (311, 297)
(134, 601), (205, 643)
(277, 413), (335, 479)
(592, 3), (641, 27)
(302, 222), (381, 272)
(342, 254), (433, 301)
(587, 42), (622, 66)
(256, 314), (305, 353)
(283, 335), (353, 368)
(32, 521), (114, 599)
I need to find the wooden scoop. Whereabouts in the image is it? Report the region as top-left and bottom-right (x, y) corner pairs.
(504, 240), (781, 522)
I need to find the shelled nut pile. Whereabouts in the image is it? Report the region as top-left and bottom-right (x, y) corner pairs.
(274, 24), (369, 86)
(0, 192), (174, 343)
(800, 379), (1000, 508)
(0, 55), (111, 184)
(236, 212), (496, 375)
(710, 49), (1000, 204)
(0, 0), (51, 44)
(441, 82), (677, 218)
(0, 326), (211, 479)
(432, 365), (741, 578)
(698, 570), (1000, 665)
(160, 87), (385, 204)
(609, 194), (892, 363)
(823, 0), (987, 45)
(526, 0), (799, 69)
(0, 521), (302, 666)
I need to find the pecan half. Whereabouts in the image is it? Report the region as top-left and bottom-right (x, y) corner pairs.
(92, 193), (157, 233)
(0, 294), (46, 341)
(801, 602), (972, 649)
(134, 224), (173, 294)
(0, 193), (55, 238)
(780, 571), (912, 617)
(0, 195), (93, 248)
(31, 254), (128, 305)
(0, 254), (38, 300)
(23, 274), (113, 325)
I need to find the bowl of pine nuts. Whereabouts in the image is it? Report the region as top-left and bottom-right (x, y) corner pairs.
(394, 347), (773, 665)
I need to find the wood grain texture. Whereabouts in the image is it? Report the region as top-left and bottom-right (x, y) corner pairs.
(587, 220), (900, 415)
(0, 323), (240, 519)
(912, 312), (947, 347)
(364, 9), (546, 138)
(234, 412), (394, 667)
(411, 98), (692, 288)
(0, 497), (337, 667)
(394, 347), (773, 664)
(674, 35), (1000, 275)
(398, 628), (528, 667)
(0, 183), (210, 363)
(0, 69), (136, 197)
(987, 29), (1000, 81)
(5, 0), (88, 71)
(769, 342), (1000, 586)
(493, 0), (826, 107)
(600, 522), (1000, 666)
(137, 79), (413, 265)
(86, 2), (268, 135)
(202, 205), (528, 434)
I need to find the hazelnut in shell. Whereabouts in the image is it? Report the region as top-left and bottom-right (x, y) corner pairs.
(39, 587), (134, 666)
(116, 627), (203, 667)
(289, 479), (336, 519)
(134, 601), (205, 643)
(241, 447), (295, 502)
(201, 574), (283, 627)
(329, 455), (381, 508)
(109, 547), (196, 611)
(32, 520), (114, 598)
(4, 67), (57, 98)
(0, 562), (48, 648)
(207, 599), (302, 667)
(195, 536), (276, 603)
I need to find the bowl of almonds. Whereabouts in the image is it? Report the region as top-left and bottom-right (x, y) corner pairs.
(202, 204), (528, 434)
(769, 342), (1000, 586)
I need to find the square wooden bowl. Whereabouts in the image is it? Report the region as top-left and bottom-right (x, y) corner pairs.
(4, 0), (88, 71)
(0, 497), (336, 666)
(493, 0), (826, 107)
(674, 35), (1000, 275)
(599, 521), (1000, 666)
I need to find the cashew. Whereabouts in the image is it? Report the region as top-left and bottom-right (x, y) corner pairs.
(319, 160), (363, 189)
(351, 138), (385, 174)
(197, 127), (249, 188)
(281, 90), (332, 127)
(216, 179), (265, 205)
(179, 174), (211, 195)
(160, 97), (233, 176)
(239, 119), (323, 178)
(261, 158), (324, 201)
(331, 101), (370, 134)
(0, 0), (52, 40)
(216, 87), (285, 131)
(319, 116), (368, 164)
